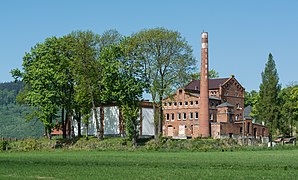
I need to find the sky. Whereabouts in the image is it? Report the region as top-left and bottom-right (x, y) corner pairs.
(1, 0), (297, 92)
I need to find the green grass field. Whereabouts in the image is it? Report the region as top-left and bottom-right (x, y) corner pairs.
(0, 149), (298, 179)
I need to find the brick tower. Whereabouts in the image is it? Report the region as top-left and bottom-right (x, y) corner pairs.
(199, 32), (210, 137)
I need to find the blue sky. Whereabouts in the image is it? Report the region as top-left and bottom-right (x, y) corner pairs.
(1, 0), (297, 92)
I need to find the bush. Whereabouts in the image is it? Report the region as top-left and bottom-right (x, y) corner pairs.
(0, 141), (9, 151)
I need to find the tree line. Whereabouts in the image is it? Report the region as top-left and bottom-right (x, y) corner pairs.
(245, 53), (298, 138)
(11, 28), (197, 146)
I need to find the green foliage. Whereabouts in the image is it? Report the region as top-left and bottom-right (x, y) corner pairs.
(71, 138), (132, 151)
(0, 82), (44, 138)
(244, 90), (258, 107)
(278, 84), (298, 136)
(0, 141), (9, 151)
(12, 36), (77, 138)
(189, 69), (219, 81)
(129, 27), (196, 136)
(255, 53), (281, 135)
(143, 138), (240, 152)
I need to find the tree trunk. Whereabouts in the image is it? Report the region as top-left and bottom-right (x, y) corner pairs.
(133, 126), (137, 148)
(49, 115), (53, 140)
(158, 96), (163, 137)
(99, 104), (104, 140)
(66, 111), (71, 139)
(153, 104), (159, 139)
(92, 105), (100, 140)
(78, 111), (81, 138)
(86, 124), (89, 140)
(62, 108), (66, 139)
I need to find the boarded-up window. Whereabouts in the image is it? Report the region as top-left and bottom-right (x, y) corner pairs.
(179, 125), (185, 135)
(168, 126), (173, 137)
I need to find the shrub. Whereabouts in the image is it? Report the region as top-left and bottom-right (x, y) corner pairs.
(0, 141), (9, 151)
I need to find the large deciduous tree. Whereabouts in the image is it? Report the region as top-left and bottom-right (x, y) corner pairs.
(244, 90), (259, 107)
(255, 53), (281, 136)
(278, 84), (298, 136)
(129, 28), (196, 137)
(69, 30), (103, 140)
(11, 36), (75, 138)
(100, 40), (144, 147)
(69, 30), (122, 140)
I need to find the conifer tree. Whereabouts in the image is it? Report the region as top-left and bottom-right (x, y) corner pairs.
(255, 53), (281, 136)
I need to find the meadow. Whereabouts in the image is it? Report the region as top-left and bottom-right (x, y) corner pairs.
(0, 149), (298, 179)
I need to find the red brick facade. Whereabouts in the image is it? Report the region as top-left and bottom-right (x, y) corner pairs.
(163, 77), (269, 140)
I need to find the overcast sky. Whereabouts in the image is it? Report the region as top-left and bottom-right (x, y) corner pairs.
(1, 0), (297, 92)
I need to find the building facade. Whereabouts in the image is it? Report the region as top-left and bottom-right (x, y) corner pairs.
(163, 77), (268, 140)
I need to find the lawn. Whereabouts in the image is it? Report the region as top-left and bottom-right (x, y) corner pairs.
(0, 149), (298, 179)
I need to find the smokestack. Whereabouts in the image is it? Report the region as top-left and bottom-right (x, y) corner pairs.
(199, 32), (210, 137)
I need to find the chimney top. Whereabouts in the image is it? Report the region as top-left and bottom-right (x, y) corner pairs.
(202, 32), (208, 38)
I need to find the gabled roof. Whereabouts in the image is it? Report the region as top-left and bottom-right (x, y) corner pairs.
(185, 78), (229, 91)
(217, 102), (234, 107)
(244, 105), (252, 118)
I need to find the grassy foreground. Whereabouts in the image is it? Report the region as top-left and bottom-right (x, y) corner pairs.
(0, 149), (298, 179)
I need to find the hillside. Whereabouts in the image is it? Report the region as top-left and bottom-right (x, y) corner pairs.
(0, 81), (43, 138)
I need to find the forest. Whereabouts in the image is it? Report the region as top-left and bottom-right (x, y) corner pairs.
(0, 81), (43, 138)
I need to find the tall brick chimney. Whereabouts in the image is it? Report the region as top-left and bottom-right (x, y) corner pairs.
(199, 32), (210, 137)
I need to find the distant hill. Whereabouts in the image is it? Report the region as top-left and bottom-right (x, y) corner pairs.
(0, 81), (44, 138)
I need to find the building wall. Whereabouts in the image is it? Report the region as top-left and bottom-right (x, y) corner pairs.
(74, 104), (154, 137)
(141, 108), (155, 136)
(163, 89), (200, 137)
(162, 77), (268, 139)
(220, 77), (245, 121)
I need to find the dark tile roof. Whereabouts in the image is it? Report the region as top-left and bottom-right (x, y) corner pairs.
(217, 102), (234, 107)
(244, 105), (252, 118)
(185, 78), (229, 91)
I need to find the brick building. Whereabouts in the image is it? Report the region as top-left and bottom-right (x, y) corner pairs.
(163, 32), (268, 141)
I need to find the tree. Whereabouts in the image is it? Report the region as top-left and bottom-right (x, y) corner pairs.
(244, 90), (258, 107)
(129, 27), (196, 137)
(99, 39), (144, 147)
(254, 53), (281, 136)
(11, 36), (76, 138)
(278, 84), (298, 136)
(69, 30), (123, 140)
(189, 69), (219, 80)
(69, 31), (103, 140)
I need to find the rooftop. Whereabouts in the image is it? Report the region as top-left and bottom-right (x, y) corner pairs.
(185, 78), (229, 91)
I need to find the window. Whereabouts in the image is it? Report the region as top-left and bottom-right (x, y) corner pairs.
(171, 113), (175, 121)
(179, 102), (182, 106)
(195, 101), (199, 105)
(178, 113), (181, 120)
(168, 102), (172, 106)
(235, 114), (239, 121)
(183, 112), (187, 120)
(173, 102), (177, 106)
(184, 101), (188, 106)
(236, 103), (240, 109)
(166, 113), (169, 121)
(179, 89), (183, 94)
(190, 101), (193, 106)
(164, 102), (167, 106)
(189, 112), (193, 120)
(195, 112), (199, 119)
(209, 113), (214, 120)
